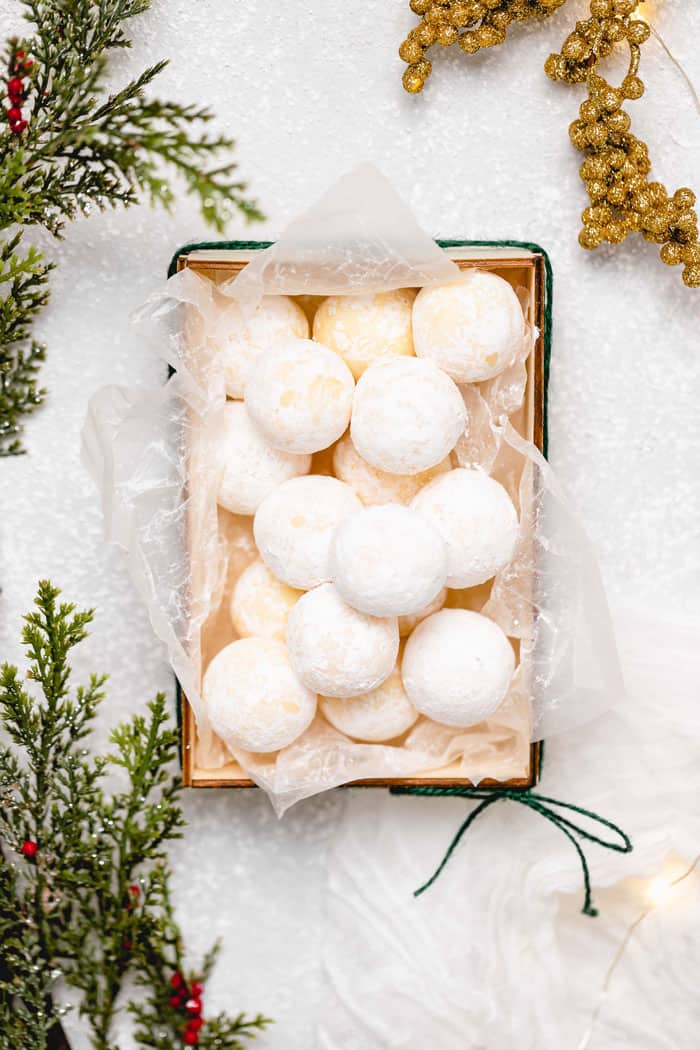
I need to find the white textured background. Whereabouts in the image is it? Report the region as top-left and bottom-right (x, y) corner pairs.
(2, 1), (700, 1048)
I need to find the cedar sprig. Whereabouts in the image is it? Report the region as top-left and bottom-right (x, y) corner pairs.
(0, 581), (270, 1050)
(130, 876), (272, 1049)
(1, 0), (263, 456)
(0, 232), (49, 455)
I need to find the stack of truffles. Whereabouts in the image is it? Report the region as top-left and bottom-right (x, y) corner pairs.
(203, 271), (528, 759)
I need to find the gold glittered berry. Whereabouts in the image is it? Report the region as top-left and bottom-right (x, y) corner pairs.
(399, 37), (425, 64)
(459, 32), (480, 54)
(437, 23), (459, 45)
(682, 243), (700, 265)
(579, 224), (605, 249)
(606, 220), (627, 243)
(475, 25), (505, 47)
(660, 242), (684, 267)
(682, 265), (700, 288)
(402, 66), (426, 93)
(416, 22), (438, 46)
(449, 3), (473, 27)
(674, 187), (696, 209)
(627, 19), (651, 45)
(621, 74), (644, 100)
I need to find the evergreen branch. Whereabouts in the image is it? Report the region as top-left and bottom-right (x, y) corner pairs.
(0, 582), (270, 1050)
(0, 233), (50, 455)
(0, 0), (262, 454)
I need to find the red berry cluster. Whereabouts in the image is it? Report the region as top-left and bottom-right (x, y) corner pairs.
(6, 46), (33, 135)
(169, 971), (205, 1046)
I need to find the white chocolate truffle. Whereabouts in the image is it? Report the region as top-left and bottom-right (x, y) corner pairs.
(411, 468), (518, 588)
(286, 583), (399, 699)
(413, 272), (525, 383)
(211, 295), (309, 399)
(216, 401), (311, 516)
(312, 289), (416, 380)
(245, 338), (355, 454)
(402, 609), (514, 727)
(398, 587), (447, 637)
(321, 666), (418, 742)
(203, 637), (316, 753)
(330, 504), (448, 617)
(254, 475), (361, 589)
(230, 558), (302, 641)
(333, 434), (451, 506)
(351, 357), (466, 475)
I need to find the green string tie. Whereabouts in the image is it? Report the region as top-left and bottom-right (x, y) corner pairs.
(389, 786), (633, 917)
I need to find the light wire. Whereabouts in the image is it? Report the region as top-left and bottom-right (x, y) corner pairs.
(577, 853), (700, 1050)
(648, 24), (700, 118)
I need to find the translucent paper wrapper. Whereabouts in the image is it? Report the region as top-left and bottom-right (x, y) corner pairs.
(82, 166), (622, 814)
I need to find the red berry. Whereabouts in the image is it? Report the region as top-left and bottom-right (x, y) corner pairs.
(128, 884), (140, 898)
(185, 996), (202, 1017)
(7, 106), (22, 122)
(183, 1031), (199, 1046)
(7, 77), (23, 99)
(190, 982), (203, 996)
(23, 59), (33, 69)
(170, 971), (184, 988)
(20, 840), (37, 858)
(12, 120), (27, 134)
(169, 995), (182, 1008)
(188, 1018), (204, 1031)
(15, 50), (24, 58)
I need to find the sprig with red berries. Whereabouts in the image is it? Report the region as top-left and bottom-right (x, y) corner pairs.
(0, 581), (271, 1050)
(0, 0), (263, 456)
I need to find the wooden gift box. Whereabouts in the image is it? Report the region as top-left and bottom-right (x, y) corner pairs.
(169, 240), (551, 791)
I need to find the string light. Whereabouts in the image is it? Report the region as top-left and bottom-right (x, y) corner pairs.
(577, 853), (700, 1050)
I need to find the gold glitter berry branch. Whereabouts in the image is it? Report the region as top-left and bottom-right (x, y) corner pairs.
(399, 1), (567, 94)
(546, 0), (699, 288)
(400, 0), (700, 288)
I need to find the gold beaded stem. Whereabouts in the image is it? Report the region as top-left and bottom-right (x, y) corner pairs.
(400, 1), (568, 95)
(546, 0), (700, 287)
(399, 0), (699, 286)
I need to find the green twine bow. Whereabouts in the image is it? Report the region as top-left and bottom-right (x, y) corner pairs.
(389, 786), (633, 917)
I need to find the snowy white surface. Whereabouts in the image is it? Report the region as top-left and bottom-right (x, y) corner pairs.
(1, 1), (700, 1048)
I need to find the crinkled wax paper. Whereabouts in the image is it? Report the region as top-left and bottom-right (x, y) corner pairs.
(82, 166), (622, 814)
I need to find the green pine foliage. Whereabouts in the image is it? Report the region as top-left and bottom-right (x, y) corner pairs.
(0, 582), (272, 1050)
(0, 0), (263, 456)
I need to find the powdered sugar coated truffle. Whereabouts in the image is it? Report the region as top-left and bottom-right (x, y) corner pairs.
(413, 272), (525, 383)
(402, 609), (514, 727)
(333, 434), (451, 506)
(411, 468), (519, 588)
(203, 638), (316, 753)
(211, 295), (309, 399)
(330, 504), (448, 617)
(230, 558), (302, 641)
(216, 401), (311, 515)
(254, 475), (361, 589)
(321, 665), (418, 742)
(312, 289), (416, 379)
(398, 587), (447, 637)
(286, 583), (399, 699)
(245, 338), (355, 454)
(351, 357), (467, 475)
